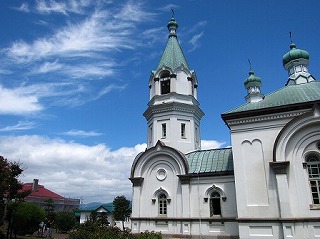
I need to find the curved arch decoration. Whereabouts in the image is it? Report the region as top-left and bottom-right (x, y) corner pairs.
(151, 187), (171, 204)
(204, 185), (226, 202)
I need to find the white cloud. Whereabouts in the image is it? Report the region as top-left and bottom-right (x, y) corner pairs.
(0, 135), (226, 203)
(0, 85), (43, 115)
(0, 135), (147, 203)
(62, 129), (103, 137)
(201, 140), (226, 150)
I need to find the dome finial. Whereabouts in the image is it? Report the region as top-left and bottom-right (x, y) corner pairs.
(167, 14), (178, 37)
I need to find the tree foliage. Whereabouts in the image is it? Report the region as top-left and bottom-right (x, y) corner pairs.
(0, 156), (29, 238)
(55, 211), (77, 232)
(113, 196), (131, 230)
(13, 202), (46, 235)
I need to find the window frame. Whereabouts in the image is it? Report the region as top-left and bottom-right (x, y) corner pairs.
(161, 123), (166, 138)
(158, 193), (167, 216)
(306, 154), (320, 205)
(181, 123), (186, 138)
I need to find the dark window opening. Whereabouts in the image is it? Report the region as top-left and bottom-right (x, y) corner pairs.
(162, 123), (166, 138)
(181, 123), (186, 138)
(161, 79), (170, 95)
(210, 191), (221, 216)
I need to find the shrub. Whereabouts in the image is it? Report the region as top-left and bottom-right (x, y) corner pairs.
(13, 202), (46, 235)
(55, 211), (76, 232)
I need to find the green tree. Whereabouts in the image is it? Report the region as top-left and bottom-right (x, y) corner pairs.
(97, 212), (109, 227)
(113, 196), (131, 230)
(55, 211), (76, 233)
(13, 202), (46, 235)
(89, 210), (98, 223)
(0, 156), (29, 238)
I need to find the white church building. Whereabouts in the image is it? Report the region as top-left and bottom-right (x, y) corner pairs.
(129, 17), (320, 239)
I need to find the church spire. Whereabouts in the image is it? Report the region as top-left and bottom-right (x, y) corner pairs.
(144, 16), (204, 153)
(156, 17), (190, 72)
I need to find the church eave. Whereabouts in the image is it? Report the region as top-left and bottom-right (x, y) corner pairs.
(222, 100), (320, 124)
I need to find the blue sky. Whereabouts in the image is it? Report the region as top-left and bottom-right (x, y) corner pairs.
(0, 0), (319, 203)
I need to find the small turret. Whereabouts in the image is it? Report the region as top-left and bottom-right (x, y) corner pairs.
(244, 70), (264, 103)
(282, 43), (316, 85)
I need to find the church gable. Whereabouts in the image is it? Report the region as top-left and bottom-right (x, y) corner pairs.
(130, 141), (189, 179)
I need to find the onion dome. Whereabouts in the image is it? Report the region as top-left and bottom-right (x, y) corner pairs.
(282, 43), (309, 66)
(244, 70), (262, 88)
(167, 18), (178, 37)
(244, 70), (264, 103)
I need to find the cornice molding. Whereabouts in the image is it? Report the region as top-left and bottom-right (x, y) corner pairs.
(226, 111), (304, 127)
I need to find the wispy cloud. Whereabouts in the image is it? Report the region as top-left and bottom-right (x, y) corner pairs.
(12, 3), (30, 13)
(0, 121), (35, 132)
(36, 59), (63, 74)
(62, 129), (103, 137)
(188, 21), (207, 34)
(115, 1), (156, 22)
(188, 32), (204, 52)
(35, 0), (91, 15)
(158, 4), (179, 13)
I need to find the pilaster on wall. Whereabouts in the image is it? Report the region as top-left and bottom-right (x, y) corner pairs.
(270, 161), (291, 218)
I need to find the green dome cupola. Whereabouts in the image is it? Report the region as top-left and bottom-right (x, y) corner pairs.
(167, 17), (178, 37)
(282, 43), (316, 85)
(282, 43), (309, 66)
(244, 70), (264, 103)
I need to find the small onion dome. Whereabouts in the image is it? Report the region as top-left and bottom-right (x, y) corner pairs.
(282, 43), (309, 66)
(167, 18), (178, 36)
(244, 70), (262, 88)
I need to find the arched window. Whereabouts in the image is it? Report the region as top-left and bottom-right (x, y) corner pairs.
(210, 191), (221, 216)
(306, 154), (320, 204)
(158, 193), (167, 216)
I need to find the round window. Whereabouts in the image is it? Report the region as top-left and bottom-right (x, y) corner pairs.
(156, 168), (167, 181)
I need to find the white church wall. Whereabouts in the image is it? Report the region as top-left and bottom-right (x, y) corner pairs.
(229, 117), (291, 219)
(175, 71), (189, 95)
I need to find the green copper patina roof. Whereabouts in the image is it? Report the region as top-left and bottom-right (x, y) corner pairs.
(156, 18), (190, 72)
(186, 148), (233, 174)
(244, 70), (262, 88)
(224, 81), (320, 114)
(283, 43), (309, 66)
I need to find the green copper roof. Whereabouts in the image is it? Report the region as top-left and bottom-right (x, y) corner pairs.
(244, 70), (262, 88)
(283, 43), (309, 66)
(224, 81), (320, 114)
(186, 148), (233, 174)
(156, 18), (190, 72)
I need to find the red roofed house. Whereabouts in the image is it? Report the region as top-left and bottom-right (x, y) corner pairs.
(22, 179), (80, 212)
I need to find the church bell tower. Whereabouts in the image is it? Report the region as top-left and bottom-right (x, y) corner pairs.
(143, 18), (204, 154)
